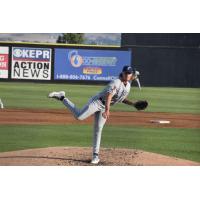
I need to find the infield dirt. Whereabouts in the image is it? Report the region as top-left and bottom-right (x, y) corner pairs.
(0, 109), (200, 128)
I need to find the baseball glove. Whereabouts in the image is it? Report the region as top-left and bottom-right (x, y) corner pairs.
(134, 100), (148, 110)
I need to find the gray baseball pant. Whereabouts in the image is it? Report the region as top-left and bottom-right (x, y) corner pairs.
(63, 97), (107, 156)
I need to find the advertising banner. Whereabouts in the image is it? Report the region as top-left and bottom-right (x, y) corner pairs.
(0, 47), (9, 79)
(54, 48), (131, 81)
(11, 47), (51, 80)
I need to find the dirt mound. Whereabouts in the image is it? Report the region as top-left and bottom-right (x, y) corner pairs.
(0, 109), (200, 128)
(0, 147), (199, 166)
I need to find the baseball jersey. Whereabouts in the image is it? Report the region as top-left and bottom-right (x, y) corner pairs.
(93, 78), (131, 105)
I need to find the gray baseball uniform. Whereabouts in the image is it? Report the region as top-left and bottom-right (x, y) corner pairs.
(63, 78), (131, 156)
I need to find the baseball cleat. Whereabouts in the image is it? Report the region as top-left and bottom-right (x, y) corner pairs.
(91, 156), (100, 165)
(48, 91), (65, 100)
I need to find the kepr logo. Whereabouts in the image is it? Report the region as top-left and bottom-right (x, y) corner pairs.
(68, 50), (83, 67)
(13, 48), (50, 60)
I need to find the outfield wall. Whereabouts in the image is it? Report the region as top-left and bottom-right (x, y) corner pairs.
(121, 33), (200, 87)
(0, 42), (131, 84)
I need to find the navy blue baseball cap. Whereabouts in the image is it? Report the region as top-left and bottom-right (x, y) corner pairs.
(122, 65), (134, 74)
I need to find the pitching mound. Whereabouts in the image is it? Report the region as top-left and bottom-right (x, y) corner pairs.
(0, 147), (199, 166)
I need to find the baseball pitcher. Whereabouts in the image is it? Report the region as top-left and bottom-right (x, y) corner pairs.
(48, 66), (148, 164)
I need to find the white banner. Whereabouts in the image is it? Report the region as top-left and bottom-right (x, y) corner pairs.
(0, 46), (9, 79)
(11, 47), (51, 80)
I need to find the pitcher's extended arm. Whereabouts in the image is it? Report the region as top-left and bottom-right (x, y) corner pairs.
(102, 92), (113, 119)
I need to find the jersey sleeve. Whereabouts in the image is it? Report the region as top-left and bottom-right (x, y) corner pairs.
(105, 79), (120, 96)
(119, 82), (131, 102)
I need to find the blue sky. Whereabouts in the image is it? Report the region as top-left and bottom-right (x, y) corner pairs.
(0, 33), (121, 45)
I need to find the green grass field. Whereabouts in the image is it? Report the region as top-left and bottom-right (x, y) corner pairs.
(0, 82), (200, 162)
(0, 125), (199, 162)
(0, 82), (200, 113)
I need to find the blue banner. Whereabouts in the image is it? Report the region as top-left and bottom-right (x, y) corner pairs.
(54, 48), (131, 81)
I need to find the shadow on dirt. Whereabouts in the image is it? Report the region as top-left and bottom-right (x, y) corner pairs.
(0, 156), (91, 165)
